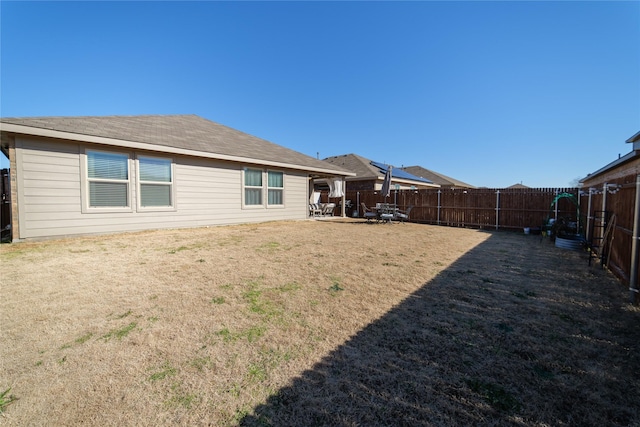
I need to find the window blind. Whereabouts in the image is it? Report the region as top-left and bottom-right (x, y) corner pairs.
(139, 157), (171, 182)
(140, 184), (171, 207)
(89, 182), (128, 207)
(87, 151), (129, 208)
(88, 152), (128, 180)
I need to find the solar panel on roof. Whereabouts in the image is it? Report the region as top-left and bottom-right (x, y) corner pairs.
(370, 160), (433, 183)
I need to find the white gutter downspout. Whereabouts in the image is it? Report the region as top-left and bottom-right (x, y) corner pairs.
(630, 174), (640, 305)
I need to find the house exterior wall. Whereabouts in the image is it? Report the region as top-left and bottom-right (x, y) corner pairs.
(345, 179), (376, 191)
(13, 135), (310, 240)
(8, 135), (19, 239)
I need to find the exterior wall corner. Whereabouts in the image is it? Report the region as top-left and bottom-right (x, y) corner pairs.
(8, 135), (20, 241)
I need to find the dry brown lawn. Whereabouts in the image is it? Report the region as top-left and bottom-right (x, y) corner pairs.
(1, 219), (639, 426)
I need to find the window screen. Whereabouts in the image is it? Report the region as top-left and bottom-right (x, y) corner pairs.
(267, 171), (283, 205)
(244, 169), (263, 205)
(139, 157), (173, 207)
(87, 151), (129, 207)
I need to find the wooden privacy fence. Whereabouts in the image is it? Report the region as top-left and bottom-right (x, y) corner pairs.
(333, 187), (580, 231)
(579, 174), (638, 293)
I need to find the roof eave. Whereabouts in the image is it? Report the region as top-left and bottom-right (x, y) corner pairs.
(1, 122), (355, 177)
(625, 130), (640, 144)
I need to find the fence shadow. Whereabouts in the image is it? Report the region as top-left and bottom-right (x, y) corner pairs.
(240, 233), (639, 426)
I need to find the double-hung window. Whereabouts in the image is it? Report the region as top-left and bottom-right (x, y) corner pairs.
(86, 150), (130, 208)
(267, 171), (284, 206)
(138, 156), (173, 208)
(244, 168), (263, 206)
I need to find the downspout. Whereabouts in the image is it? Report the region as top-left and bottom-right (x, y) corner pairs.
(630, 174), (640, 305)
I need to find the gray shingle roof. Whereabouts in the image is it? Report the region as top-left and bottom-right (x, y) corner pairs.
(322, 153), (382, 179)
(323, 154), (438, 187)
(0, 114), (351, 176)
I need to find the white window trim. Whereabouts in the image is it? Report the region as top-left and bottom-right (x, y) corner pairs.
(241, 168), (286, 209)
(136, 154), (177, 212)
(266, 169), (285, 209)
(242, 167), (265, 209)
(80, 148), (133, 214)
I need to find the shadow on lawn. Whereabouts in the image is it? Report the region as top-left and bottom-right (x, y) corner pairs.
(241, 232), (640, 427)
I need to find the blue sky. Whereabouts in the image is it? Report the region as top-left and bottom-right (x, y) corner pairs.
(1, 1), (638, 188)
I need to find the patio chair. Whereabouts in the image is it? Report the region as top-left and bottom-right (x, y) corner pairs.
(321, 203), (336, 216)
(394, 205), (414, 223)
(360, 203), (378, 223)
(309, 203), (322, 217)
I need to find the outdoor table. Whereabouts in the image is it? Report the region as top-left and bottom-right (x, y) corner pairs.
(375, 203), (397, 223)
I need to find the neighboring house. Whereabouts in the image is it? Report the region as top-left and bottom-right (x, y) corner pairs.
(580, 130), (640, 187)
(322, 153), (439, 191)
(0, 114), (353, 241)
(506, 183), (530, 189)
(400, 165), (475, 189)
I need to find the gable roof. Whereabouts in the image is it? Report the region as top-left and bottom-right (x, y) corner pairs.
(0, 114), (352, 177)
(400, 165), (476, 189)
(507, 183), (530, 189)
(322, 153), (435, 186)
(322, 153), (382, 178)
(626, 130), (640, 144)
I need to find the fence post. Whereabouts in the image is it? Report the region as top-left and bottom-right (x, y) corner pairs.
(601, 182), (608, 243)
(341, 178), (346, 217)
(437, 189), (441, 225)
(577, 188), (581, 235)
(495, 190), (500, 230)
(586, 188), (593, 241)
(630, 175), (640, 305)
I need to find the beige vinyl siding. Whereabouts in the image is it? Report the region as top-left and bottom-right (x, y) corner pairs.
(176, 158), (308, 225)
(15, 136), (310, 239)
(17, 137), (82, 238)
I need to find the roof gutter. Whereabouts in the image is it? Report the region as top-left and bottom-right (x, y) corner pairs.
(385, 177), (439, 188)
(0, 123), (355, 177)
